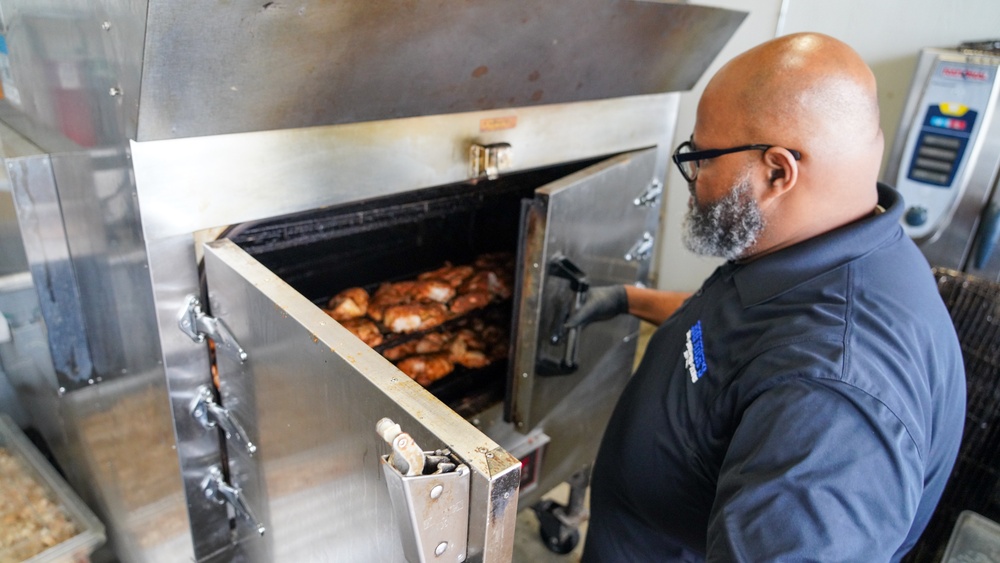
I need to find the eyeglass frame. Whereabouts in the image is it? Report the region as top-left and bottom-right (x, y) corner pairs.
(671, 139), (802, 182)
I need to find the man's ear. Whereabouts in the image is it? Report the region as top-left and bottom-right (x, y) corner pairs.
(761, 147), (799, 200)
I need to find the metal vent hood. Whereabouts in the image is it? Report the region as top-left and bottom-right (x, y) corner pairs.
(0, 0), (745, 148)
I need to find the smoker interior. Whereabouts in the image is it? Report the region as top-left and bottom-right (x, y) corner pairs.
(225, 157), (604, 416)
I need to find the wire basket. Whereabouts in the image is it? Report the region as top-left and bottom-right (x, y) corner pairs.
(904, 268), (1000, 562)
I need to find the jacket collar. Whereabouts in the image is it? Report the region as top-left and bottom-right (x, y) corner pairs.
(732, 183), (904, 308)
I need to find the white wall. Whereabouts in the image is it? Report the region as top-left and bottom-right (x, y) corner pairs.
(780, 0), (1000, 177)
(655, 0), (1000, 291)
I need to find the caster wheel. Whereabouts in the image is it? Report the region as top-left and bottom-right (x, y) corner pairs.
(534, 499), (581, 555)
(540, 524), (579, 555)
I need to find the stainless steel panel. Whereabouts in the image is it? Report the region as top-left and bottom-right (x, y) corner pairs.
(0, 123), (36, 276)
(6, 153), (93, 388)
(203, 239), (520, 562)
(133, 96), (679, 560)
(509, 148), (658, 430)
(144, 234), (231, 562)
(131, 95), (678, 241)
(4, 119), (191, 560)
(0, 0), (147, 150)
(138, 1), (743, 140)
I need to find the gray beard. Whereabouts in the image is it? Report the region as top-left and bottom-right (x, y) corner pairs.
(682, 173), (765, 261)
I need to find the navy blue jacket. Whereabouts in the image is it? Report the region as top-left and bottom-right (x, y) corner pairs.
(583, 184), (966, 562)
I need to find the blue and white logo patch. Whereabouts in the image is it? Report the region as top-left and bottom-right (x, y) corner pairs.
(684, 321), (708, 383)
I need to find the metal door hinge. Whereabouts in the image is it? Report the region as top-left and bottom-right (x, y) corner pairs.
(633, 179), (662, 207)
(178, 295), (247, 363)
(377, 419), (470, 563)
(469, 142), (512, 180)
(624, 232), (654, 262)
(201, 465), (265, 536)
(191, 385), (257, 456)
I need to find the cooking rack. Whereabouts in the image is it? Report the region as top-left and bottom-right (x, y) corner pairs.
(904, 268), (1000, 561)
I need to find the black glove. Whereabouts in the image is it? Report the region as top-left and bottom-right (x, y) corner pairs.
(564, 285), (628, 329)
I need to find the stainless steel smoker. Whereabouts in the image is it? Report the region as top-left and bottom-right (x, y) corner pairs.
(0, 2), (744, 561)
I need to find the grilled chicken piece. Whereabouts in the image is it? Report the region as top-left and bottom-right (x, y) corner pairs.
(448, 329), (490, 368)
(460, 269), (513, 300)
(418, 263), (475, 288)
(326, 287), (369, 321)
(396, 353), (455, 386)
(368, 281), (416, 321)
(383, 331), (452, 361)
(407, 280), (456, 304)
(383, 303), (448, 333)
(449, 290), (491, 315)
(339, 318), (384, 347)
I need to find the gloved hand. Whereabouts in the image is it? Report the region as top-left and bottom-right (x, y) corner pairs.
(564, 285), (628, 329)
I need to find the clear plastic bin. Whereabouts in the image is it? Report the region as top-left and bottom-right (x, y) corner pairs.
(942, 510), (1000, 563)
(0, 414), (105, 563)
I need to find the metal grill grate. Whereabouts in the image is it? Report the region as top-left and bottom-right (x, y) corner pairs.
(905, 268), (1000, 562)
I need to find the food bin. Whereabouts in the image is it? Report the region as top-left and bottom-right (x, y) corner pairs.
(942, 510), (1000, 563)
(0, 414), (105, 562)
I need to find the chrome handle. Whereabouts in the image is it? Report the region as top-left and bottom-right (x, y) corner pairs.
(191, 385), (257, 456)
(624, 232), (654, 262)
(201, 465), (265, 536)
(634, 180), (663, 207)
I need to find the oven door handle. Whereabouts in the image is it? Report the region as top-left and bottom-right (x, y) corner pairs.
(537, 254), (589, 376)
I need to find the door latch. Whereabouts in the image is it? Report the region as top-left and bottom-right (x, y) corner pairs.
(191, 385), (257, 456)
(178, 295), (247, 363)
(624, 232), (655, 262)
(376, 418), (470, 563)
(201, 465), (265, 536)
(469, 142), (513, 180)
(634, 179), (662, 207)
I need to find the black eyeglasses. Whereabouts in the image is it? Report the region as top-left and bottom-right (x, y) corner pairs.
(672, 139), (802, 182)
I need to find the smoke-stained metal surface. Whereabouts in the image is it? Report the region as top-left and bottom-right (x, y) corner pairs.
(138, 0), (744, 140)
(7, 154), (94, 387)
(203, 239), (520, 562)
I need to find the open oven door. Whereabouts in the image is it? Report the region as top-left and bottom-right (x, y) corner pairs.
(199, 239), (520, 562)
(509, 147), (660, 431)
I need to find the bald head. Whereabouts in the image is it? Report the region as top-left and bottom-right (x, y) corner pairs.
(694, 33), (884, 258)
(706, 33), (882, 161)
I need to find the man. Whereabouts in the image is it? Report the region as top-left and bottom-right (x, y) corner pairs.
(572, 33), (966, 561)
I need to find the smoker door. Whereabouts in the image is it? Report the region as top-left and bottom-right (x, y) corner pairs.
(509, 148), (659, 430)
(201, 239), (520, 563)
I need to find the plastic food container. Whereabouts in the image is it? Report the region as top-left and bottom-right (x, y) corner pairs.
(942, 510), (1000, 563)
(0, 414), (105, 563)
